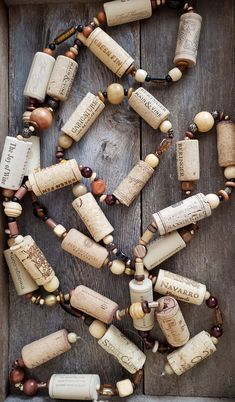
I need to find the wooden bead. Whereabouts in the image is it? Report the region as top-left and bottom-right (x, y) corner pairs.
(129, 302), (145, 320)
(110, 259), (126, 275)
(135, 69), (148, 83)
(45, 294), (57, 307)
(103, 235), (113, 245)
(30, 107), (53, 130)
(3, 201), (22, 217)
(72, 183), (87, 197)
(64, 51), (76, 59)
(204, 291), (211, 301)
(83, 26), (93, 38)
(168, 67), (182, 82)
(116, 379), (134, 397)
(134, 245), (147, 258)
(89, 320), (107, 339)
(159, 120), (172, 133)
(107, 83), (124, 105)
(43, 47), (54, 56)
(218, 189), (229, 201)
(91, 179), (106, 195)
(53, 224), (67, 238)
(144, 154), (159, 168)
(97, 11), (106, 24)
(205, 194), (220, 209)
(224, 166), (235, 179)
(58, 134), (73, 149)
(193, 111), (214, 133)
(70, 46), (78, 56)
(43, 276), (60, 292)
(67, 332), (78, 344)
(2, 189), (14, 198)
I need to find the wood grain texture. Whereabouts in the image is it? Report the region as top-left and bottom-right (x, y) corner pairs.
(7, 2), (142, 401)
(141, 0), (235, 397)
(0, 2), (9, 401)
(5, 397), (235, 402)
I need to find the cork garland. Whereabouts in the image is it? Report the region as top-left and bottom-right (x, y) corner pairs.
(0, 0), (234, 399)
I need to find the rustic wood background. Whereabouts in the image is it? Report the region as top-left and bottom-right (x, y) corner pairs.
(0, 0), (234, 401)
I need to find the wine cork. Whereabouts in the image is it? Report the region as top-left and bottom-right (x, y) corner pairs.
(176, 139), (200, 181)
(113, 160), (154, 206)
(156, 296), (190, 347)
(61, 228), (108, 269)
(24, 135), (40, 176)
(70, 285), (118, 324)
(21, 329), (71, 369)
(62, 92), (105, 142)
(104, 0), (152, 27)
(10, 235), (55, 286)
(152, 193), (211, 235)
(23, 52), (55, 102)
(129, 278), (155, 331)
(28, 159), (81, 196)
(47, 55), (78, 101)
(143, 231), (186, 270)
(98, 325), (146, 373)
(0, 136), (31, 190)
(174, 12), (202, 67)
(154, 269), (207, 305)
(77, 27), (134, 78)
(167, 331), (216, 375)
(72, 192), (114, 242)
(128, 87), (170, 129)
(4, 248), (38, 296)
(48, 374), (100, 400)
(216, 120), (235, 167)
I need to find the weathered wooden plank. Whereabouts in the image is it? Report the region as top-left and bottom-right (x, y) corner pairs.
(8, 2), (142, 399)
(0, 2), (9, 401)
(5, 397), (235, 402)
(5, 0), (102, 4)
(141, 0), (235, 397)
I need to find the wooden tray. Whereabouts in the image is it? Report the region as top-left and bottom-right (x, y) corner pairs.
(0, 0), (234, 401)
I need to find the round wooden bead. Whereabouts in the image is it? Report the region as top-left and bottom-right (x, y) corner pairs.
(72, 183), (87, 197)
(23, 379), (38, 396)
(211, 336), (219, 345)
(67, 332), (78, 343)
(83, 25), (93, 38)
(3, 201), (22, 217)
(129, 302), (145, 320)
(43, 48), (54, 56)
(43, 276), (60, 292)
(135, 69), (148, 83)
(224, 166), (235, 179)
(204, 291), (211, 300)
(97, 11), (106, 24)
(193, 112), (214, 132)
(134, 245), (147, 258)
(159, 120), (172, 133)
(145, 154), (159, 168)
(168, 67), (182, 82)
(58, 134), (73, 149)
(30, 107), (53, 130)
(44, 294), (57, 307)
(116, 379), (134, 397)
(2, 189), (14, 198)
(205, 194), (220, 209)
(110, 259), (126, 275)
(89, 319), (107, 339)
(9, 367), (25, 384)
(64, 51), (76, 59)
(103, 234), (114, 245)
(107, 83), (125, 105)
(91, 179), (106, 195)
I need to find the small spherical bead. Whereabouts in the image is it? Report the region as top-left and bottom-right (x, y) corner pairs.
(116, 379), (134, 397)
(89, 320), (107, 339)
(134, 69), (148, 83)
(81, 166), (93, 178)
(67, 332), (78, 343)
(49, 43), (56, 50)
(72, 183), (88, 197)
(9, 367), (25, 384)
(204, 291), (211, 300)
(70, 46), (78, 56)
(83, 25), (93, 38)
(145, 154), (159, 168)
(23, 379), (38, 396)
(91, 179), (106, 195)
(167, 67), (182, 82)
(30, 108), (53, 130)
(89, 172), (97, 182)
(206, 296), (218, 308)
(97, 11), (106, 24)
(65, 51), (76, 60)
(43, 276), (60, 292)
(224, 166), (235, 180)
(100, 194), (107, 203)
(43, 47), (54, 56)
(210, 325), (223, 338)
(45, 294), (57, 307)
(3, 201), (22, 218)
(2, 189), (14, 198)
(218, 189), (229, 201)
(107, 83), (125, 105)
(58, 134), (73, 149)
(105, 194), (117, 206)
(21, 127), (31, 138)
(110, 259), (126, 275)
(211, 336), (219, 345)
(47, 98), (59, 110)
(205, 194), (220, 209)
(76, 24), (83, 32)
(103, 235), (114, 245)
(193, 111), (214, 132)
(159, 120), (172, 133)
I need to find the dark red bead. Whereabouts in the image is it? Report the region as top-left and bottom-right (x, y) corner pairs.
(23, 379), (38, 396)
(105, 194), (116, 206)
(81, 166), (93, 178)
(206, 296), (218, 309)
(9, 367), (25, 384)
(210, 325), (223, 338)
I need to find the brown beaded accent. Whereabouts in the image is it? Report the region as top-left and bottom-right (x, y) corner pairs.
(64, 51), (76, 60)
(83, 25), (94, 38)
(98, 384), (118, 396)
(225, 181), (235, 188)
(54, 27), (76, 45)
(181, 181), (194, 191)
(132, 369), (143, 387)
(133, 245), (147, 258)
(215, 307), (223, 325)
(8, 221), (19, 236)
(43, 48), (54, 56)
(184, 131), (194, 139)
(218, 189), (229, 201)
(96, 10), (106, 25)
